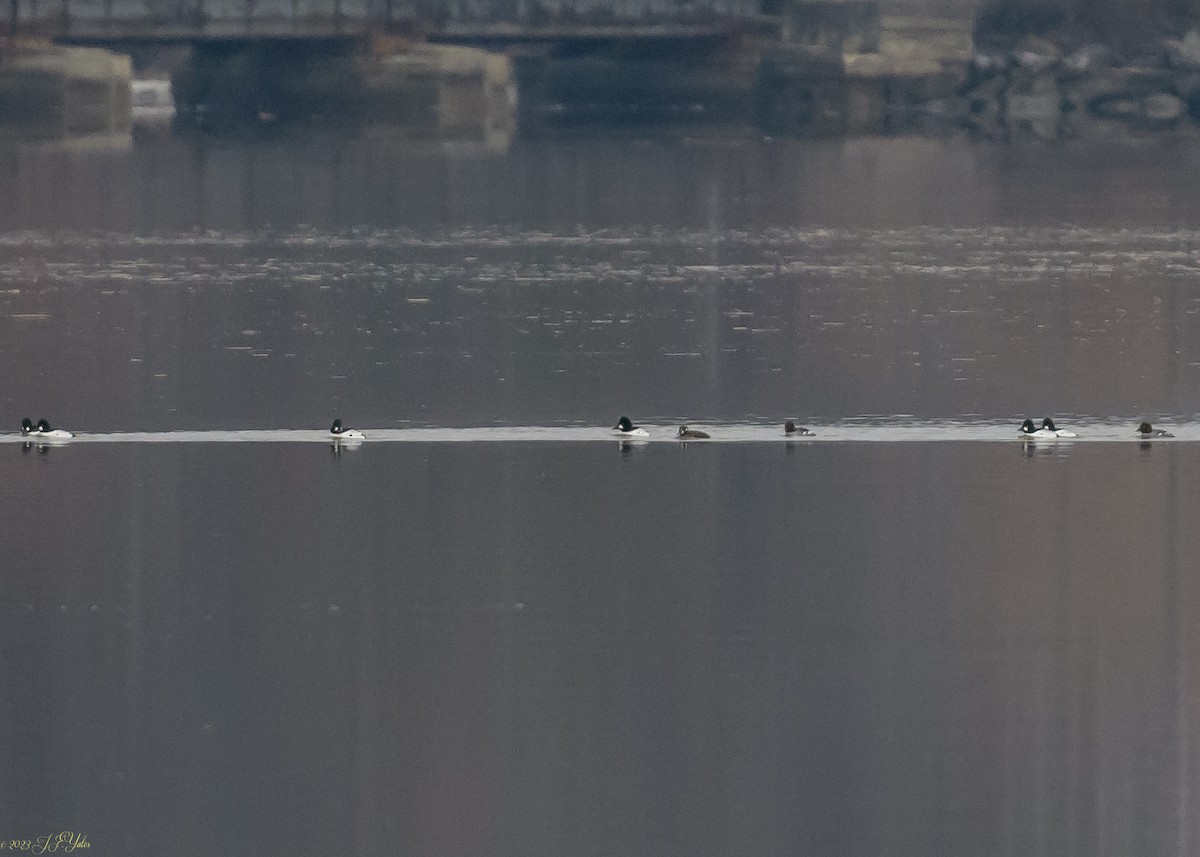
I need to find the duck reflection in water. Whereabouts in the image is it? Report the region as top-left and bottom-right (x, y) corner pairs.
(1021, 437), (1074, 459)
(618, 438), (648, 458)
(330, 438), (363, 456)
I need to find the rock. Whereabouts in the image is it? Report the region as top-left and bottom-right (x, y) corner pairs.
(1014, 34), (1060, 55)
(1168, 30), (1200, 70)
(1067, 67), (1175, 106)
(1012, 34), (1061, 72)
(1090, 91), (1185, 127)
(1063, 44), (1113, 77)
(1142, 92), (1185, 122)
(972, 51), (1008, 74)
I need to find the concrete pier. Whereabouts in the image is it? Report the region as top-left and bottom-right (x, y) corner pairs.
(0, 41), (131, 137)
(757, 13), (973, 136)
(1, 0), (983, 139)
(843, 16), (972, 134)
(360, 42), (514, 145)
(167, 36), (513, 143)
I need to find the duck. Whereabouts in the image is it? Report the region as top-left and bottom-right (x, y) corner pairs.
(677, 425), (710, 440)
(33, 418), (73, 439)
(20, 417), (35, 436)
(1137, 421), (1173, 438)
(784, 420), (815, 437)
(1040, 417), (1077, 438)
(1020, 417), (1076, 439)
(613, 416), (650, 438)
(329, 419), (365, 440)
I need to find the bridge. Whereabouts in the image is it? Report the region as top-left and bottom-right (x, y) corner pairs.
(6, 0), (885, 55)
(6, 0), (788, 93)
(2, 0), (881, 135)
(9, 0), (770, 43)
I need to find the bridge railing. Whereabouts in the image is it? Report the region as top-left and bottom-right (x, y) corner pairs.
(11, 0), (375, 35)
(10, 0), (767, 36)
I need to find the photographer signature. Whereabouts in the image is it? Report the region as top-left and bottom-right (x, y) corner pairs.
(1, 833), (90, 853)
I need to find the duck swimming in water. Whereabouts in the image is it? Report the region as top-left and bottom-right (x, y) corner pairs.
(1137, 421), (1173, 438)
(1041, 417), (1077, 438)
(32, 418), (73, 439)
(329, 419), (365, 440)
(677, 425), (710, 440)
(613, 416), (650, 438)
(784, 420), (815, 437)
(1021, 417), (1076, 439)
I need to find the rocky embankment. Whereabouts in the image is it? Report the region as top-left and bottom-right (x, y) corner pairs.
(958, 31), (1200, 139)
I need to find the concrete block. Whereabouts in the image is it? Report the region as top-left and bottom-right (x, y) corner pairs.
(0, 44), (130, 136)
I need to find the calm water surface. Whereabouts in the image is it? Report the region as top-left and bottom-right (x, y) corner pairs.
(3, 441), (1199, 856)
(4, 221), (1200, 429)
(3, 131), (1200, 855)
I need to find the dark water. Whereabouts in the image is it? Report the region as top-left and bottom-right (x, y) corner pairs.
(3, 130), (1200, 855)
(4, 441), (1199, 855)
